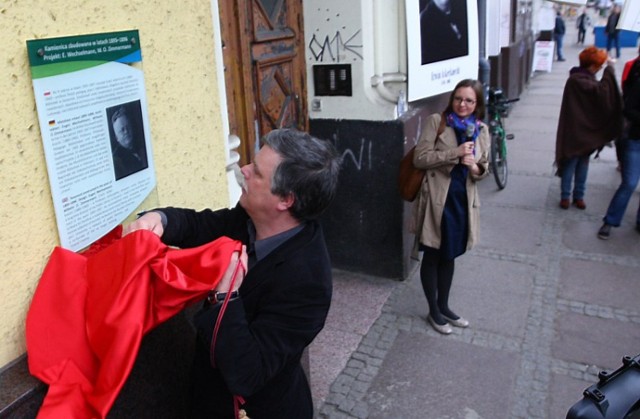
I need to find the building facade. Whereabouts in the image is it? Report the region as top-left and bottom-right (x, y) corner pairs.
(1, 0), (537, 414)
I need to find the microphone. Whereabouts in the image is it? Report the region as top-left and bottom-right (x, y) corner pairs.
(465, 122), (475, 141)
(465, 122), (475, 155)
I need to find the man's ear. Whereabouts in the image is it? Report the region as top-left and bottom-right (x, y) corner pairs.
(277, 193), (295, 211)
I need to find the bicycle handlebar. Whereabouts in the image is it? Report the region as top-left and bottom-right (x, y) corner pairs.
(490, 97), (520, 106)
(488, 97), (519, 112)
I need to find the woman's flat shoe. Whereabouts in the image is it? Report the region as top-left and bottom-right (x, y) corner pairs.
(442, 314), (469, 328)
(427, 315), (452, 335)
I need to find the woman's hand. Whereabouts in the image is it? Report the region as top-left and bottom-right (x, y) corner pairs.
(457, 141), (474, 157)
(461, 154), (481, 175)
(123, 211), (164, 237)
(215, 245), (248, 293)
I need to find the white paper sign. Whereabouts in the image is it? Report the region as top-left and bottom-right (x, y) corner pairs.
(532, 41), (555, 73)
(27, 31), (156, 251)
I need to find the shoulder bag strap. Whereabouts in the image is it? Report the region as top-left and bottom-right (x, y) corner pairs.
(437, 112), (446, 136)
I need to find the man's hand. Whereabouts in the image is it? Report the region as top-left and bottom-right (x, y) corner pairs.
(123, 211), (164, 237)
(215, 245), (248, 293)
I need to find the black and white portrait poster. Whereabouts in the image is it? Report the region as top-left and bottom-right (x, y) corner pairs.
(406, 0), (479, 101)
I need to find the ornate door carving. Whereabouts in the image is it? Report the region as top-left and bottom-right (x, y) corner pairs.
(219, 0), (307, 165)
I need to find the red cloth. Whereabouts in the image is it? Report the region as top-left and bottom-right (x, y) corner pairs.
(26, 227), (242, 418)
(622, 57), (638, 84)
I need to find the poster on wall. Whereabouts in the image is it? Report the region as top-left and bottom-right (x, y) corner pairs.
(27, 30), (156, 252)
(498, 0), (511, 48)
(618, 0), (640, 32)
(406, 0), (480, 101)
(538, 3), (557, 32)
(486, 1), (502, 57)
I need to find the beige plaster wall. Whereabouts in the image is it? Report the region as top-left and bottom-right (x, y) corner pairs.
(0, 0), (228, 367)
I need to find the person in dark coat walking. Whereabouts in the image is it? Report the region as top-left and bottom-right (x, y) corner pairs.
(606, 5), (622, 60)
(554, 10), (566, 61)
(555, 46), (623, 210)
(576, 9), (591, 44)
(125, 128), (341, 419)
(598, 61), (640, 239)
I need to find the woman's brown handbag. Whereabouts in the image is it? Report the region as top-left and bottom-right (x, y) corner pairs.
(398, 113), (446, 202)
(398, 146), (424, 202)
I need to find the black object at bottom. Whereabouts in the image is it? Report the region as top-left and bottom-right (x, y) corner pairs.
(566, 354), (640, 419)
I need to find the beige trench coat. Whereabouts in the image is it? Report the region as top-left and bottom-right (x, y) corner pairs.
(410, 112), (490, 256)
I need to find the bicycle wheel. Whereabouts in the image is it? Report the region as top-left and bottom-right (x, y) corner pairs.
(490, 132), (508, 189)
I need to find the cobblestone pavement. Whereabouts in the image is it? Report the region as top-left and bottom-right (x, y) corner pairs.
(314, 18), (640, 419)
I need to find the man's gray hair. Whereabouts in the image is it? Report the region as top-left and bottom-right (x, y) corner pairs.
(261, 128), (341, 221)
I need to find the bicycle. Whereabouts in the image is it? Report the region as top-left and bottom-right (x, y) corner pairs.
(486, 87), (519, 189)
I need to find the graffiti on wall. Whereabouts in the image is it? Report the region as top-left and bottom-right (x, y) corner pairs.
(328, 132), (373, 171)
(308, 29), (363, 62)
(340, 136), (373, 171)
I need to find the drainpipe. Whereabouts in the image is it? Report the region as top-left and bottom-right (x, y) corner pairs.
(477, 0), (491, 123)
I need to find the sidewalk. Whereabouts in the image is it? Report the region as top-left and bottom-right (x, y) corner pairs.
(310, 22), (640, 419)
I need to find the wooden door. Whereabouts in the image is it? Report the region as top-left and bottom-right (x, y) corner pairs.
(219, 0), (308, 165)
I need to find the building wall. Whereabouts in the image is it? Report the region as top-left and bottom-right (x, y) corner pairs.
(304, 0), (450, 279)
(304, 0), (406, 121)
(0, 0), (228, 368)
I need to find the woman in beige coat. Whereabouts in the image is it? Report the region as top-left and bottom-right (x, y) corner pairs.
(412, 79), (490, 334)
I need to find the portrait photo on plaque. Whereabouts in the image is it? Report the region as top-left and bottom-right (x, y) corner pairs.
(107, 100), (148, 181)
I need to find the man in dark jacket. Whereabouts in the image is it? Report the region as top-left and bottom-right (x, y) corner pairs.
(554, 10), (566, 61)
(606, 5), (622, 60)
(576, 9), (591, 44)
(125, 129), (341, 418)
(555, 46), (623, 210)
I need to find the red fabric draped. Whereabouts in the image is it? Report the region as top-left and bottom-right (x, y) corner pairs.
(26, 227), (242, 418)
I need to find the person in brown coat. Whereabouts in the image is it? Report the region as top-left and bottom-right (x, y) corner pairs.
(411, 79), (490, 335)
(555, 46), (623, 210)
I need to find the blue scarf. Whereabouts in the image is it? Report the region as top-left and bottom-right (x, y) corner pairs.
(446, 112), (480, 147)
(446, 112), (480, 179)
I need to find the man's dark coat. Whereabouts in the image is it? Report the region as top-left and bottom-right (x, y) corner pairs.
(159, 205), (332, 419)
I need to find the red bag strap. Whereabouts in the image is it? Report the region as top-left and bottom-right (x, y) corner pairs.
(210, 258), (244, 365)
(210, 254), (247, 418)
